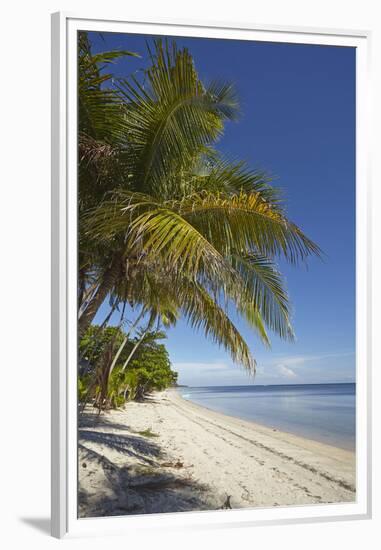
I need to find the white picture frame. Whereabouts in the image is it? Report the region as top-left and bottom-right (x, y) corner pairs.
(51, 11), (372, 539)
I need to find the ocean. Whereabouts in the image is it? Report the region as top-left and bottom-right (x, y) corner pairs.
(180, 383), (356, 451)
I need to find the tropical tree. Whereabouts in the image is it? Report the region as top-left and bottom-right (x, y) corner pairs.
(78, 324), (177, 409)
(78, 35), (321, 380)
(78, 31), (139, 311)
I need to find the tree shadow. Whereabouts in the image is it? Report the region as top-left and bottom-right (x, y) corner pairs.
(79, 429), (161, 465)
(79, 412), (132, 432)
(126, 394), (167, 405)
(78, 444), (213, 518)
(78, 405), (219, 518)
(20, 517), (51, 536)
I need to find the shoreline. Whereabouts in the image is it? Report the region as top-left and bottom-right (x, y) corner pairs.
(173, 388), (355, 452)
(174, 387), (355, 451)
(79, 389), (356, 518)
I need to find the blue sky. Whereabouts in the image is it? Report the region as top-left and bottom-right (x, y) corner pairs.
(88, 32), (356, 387)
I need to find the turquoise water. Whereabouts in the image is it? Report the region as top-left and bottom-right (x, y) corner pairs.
(181, 383), (356, 451)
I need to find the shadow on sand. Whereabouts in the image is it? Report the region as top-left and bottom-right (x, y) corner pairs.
(79, 429), (162, 465)
(78, 406), (216, 518)
(78, 434), (212, 517)
(79, 411), (133, 432)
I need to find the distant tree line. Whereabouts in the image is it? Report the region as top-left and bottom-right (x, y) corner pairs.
(79, 325), (178, 410)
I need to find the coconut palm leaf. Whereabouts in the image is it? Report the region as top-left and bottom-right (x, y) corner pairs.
(139, 268), (258, 371)
(229, 252), (293, 341)
(78, 31), (139, 143)
(83, 184), (318, 347)
(113, 39), (240, 197)
(176, 279), (256, 372)
(188, 156), (280, 201)
(176, 191), (321, 263)
(84, 188), (320, 267)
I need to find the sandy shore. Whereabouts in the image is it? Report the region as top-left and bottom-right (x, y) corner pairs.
(78, 389), (356, 517)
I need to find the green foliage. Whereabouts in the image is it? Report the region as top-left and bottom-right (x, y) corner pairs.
(128, 341), (178, 397)
(78, 324), (178, 408)
(78, 375), (90, 402)
(79, 325), (124, 366)
(77, 32), (140, 303)
(78, 33), (321, 391)
(136, 429), (159, 438)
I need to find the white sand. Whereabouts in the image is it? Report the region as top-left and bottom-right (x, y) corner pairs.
(78, 389), (355, 517)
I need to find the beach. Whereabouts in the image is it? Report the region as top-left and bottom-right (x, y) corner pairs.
(78, 389), (356, 518)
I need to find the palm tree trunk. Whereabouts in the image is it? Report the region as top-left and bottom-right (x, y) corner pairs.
(78, 280), (99, 318)
(120, 313), (155, 372)
(120, 331), (147, 372)
(108, 309), (145, 378)
(78, 256), (121, 338)
(95, 343), (115, 413)
(78, 302), (118, 366)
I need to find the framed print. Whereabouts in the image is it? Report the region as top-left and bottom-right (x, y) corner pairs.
(51, 12), (372, 539)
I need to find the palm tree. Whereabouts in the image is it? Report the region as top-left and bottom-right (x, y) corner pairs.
(78, 38), (243, 333)
(79, 36), (321, 375)
(77, 31), (139, 310)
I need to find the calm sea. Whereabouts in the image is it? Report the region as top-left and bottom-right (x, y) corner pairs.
(180, 383), (356, 451)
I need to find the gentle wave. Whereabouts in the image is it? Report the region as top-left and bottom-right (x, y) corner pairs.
(181, 383), (356, 451)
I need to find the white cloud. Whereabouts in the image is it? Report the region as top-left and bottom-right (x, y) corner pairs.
(263, 350), (355, 371)
(256, 350), (355, 384)
(173, 350), (355, 386)
(174, 362), (229, 373)
(277, 365), (297, 379)
(174, 361), (252, 386)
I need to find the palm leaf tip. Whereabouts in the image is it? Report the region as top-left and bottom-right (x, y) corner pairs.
(91, 50), (141, 64)
(178, 281), (256, 373)
(206, 80), (240, 121)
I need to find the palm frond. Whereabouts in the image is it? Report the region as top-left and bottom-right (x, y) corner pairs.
(230, 252), (294, 341)
(78, 32), (138, 143)
(176, 190), (322, 264)
(190, 157), (281, 201)
(178, 280), (256, 372)
(113, 39), (240, 196)
(85, 189), (321, 267)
